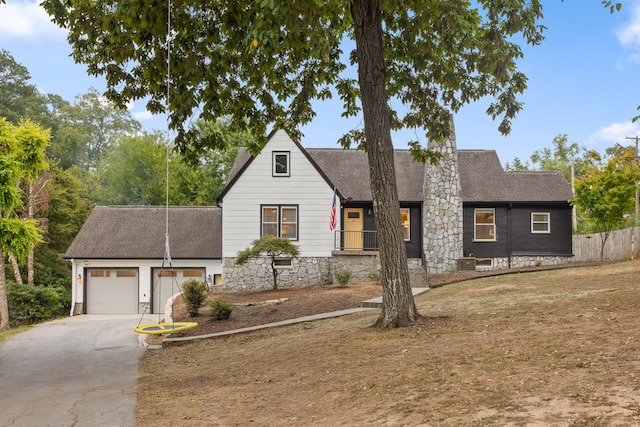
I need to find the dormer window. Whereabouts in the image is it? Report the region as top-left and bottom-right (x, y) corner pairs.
(273, 151), (290, 177)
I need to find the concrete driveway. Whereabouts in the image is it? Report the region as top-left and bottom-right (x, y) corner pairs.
(0, 314), (154, 427)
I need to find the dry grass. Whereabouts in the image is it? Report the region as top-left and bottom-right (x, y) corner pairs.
(137, 260), (640, 426)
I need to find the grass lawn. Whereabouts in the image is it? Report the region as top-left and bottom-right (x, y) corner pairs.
(137, 260), (640, 426)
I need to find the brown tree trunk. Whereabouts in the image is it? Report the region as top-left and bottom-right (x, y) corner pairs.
(351, 0), (420, 327)
(0, 251), (10, 330)
(8, 255), (23, 285)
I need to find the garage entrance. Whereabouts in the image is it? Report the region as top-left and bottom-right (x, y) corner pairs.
(151, 268), (206, 314)
(85, 268), (139, 314)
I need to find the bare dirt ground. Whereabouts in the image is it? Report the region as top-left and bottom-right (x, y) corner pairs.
(138, 261), (640, 426)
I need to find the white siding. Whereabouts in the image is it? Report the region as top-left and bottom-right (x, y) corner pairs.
(222, 130), (339, 258)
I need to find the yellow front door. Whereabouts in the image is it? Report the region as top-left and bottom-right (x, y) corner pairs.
(343, 208), (364, 250)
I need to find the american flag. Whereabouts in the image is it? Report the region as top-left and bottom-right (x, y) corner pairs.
(329, 189), (337, 231)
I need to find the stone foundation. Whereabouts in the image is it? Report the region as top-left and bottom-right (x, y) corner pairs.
(331, 251), (427, 287)
(223, 254), (428, 290)
(222, 257), (332, 291)
(479, 255), (573, 270)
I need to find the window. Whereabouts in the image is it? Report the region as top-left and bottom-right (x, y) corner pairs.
(272, 151), (290, 176)
(400, 208), (410, 241)
(183, 270), (204, 278)
(474, 208), (496, 241)
(273, 258), (293, 268)
(531, 212), (550, 233)
(262, 205), (298, 239)
(90, 270), (110, 278)
(157, 270), (176, 277)
(116, 270), (136, 278)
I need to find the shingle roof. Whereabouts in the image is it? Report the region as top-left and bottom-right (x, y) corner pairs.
(64, 206), (221, 260)
(226, 147), (573, 203)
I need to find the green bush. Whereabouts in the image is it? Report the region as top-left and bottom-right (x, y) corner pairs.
(181, 279), (209, 317)
(368, 269), (381, 284)
(209, 298), (235, 320)
(7, 282), (70, 327)
(334, 269), (353, 286)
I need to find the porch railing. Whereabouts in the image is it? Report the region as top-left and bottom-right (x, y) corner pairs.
(333, 230), (378, 251)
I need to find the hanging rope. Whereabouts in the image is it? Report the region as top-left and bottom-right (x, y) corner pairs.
(135, 0), (197, 335)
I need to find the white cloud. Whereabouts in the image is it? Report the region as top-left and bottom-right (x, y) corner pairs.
(617, 2), (640, 49)
(588, 121), (640, 145)
(0, 0), (66, 39)
(133, 110), (153, 121)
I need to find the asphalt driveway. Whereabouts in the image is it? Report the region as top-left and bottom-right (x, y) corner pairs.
(0, 315), (152, 427)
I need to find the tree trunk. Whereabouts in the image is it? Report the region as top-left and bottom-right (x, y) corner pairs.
(0, 251), (10, 330)
(8, 255), (23, 285)
(351, 0), (420, 327)
(270, 257), (279, 290)
(27, 251), (34, 285)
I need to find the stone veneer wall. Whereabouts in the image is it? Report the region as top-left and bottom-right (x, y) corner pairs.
(423, 117), (464, 274)
(222, 257), (332, 291)
(223, 254), (428, 291)
(331, 251), (427, 287)
(482, 255), (573, 270)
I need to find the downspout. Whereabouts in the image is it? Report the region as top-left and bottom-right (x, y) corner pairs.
(507, 204), (513, 268)
(69, 259), (76, 316)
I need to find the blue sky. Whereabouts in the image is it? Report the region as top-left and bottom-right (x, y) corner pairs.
(1, 0), (639, 165)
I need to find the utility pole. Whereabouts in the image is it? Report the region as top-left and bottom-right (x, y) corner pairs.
(626, 135), (639, 226)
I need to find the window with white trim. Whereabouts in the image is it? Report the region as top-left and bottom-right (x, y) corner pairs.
(474, 208), (496, 241)
(272, 151), (290, 176)
(531, 212), (550, 233)
(400, 208), (410, 241)
(261, 205), (298, 240)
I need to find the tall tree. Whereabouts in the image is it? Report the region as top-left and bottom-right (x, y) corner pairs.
(46, 0), (614, 327)
(49, 88), (141, 171)
(11, 120), (51, 285)
(0, 50), (49, 125)
(0, 119), (44, 330)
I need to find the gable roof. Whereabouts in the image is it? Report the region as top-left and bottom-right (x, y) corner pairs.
(64, 206), (221, 260)
(225, 145), (573, 204)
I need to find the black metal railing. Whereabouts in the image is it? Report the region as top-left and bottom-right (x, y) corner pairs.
(334, 230), (378, 251)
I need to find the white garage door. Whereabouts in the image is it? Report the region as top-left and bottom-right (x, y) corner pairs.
(86, 269), (139, 314)
(152, 268), (206, 314)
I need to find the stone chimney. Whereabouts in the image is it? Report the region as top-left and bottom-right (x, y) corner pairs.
(423, 117), (464, 275)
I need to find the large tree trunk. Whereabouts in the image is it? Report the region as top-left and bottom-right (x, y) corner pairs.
(351, 0), (420, 327)
(0, 251), (10, 330)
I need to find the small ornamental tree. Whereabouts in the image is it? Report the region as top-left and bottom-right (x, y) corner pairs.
(236, 235), (300, 290)
(572, 149), (639, 261)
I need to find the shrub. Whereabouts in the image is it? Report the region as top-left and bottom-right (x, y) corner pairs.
(181, 280), (208, 317)
(369, 269), (381, 284)
(7, 282), (70, 327)
(209, 298), (235, 320)
(334, 269), (353, 287)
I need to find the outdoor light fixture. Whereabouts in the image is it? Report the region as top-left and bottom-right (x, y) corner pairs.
(76, 274), (82, 285)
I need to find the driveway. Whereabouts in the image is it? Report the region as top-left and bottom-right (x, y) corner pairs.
(0, 315), (153, 427)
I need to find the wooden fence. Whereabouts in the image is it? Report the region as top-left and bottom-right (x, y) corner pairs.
(572, 226), (640, 262)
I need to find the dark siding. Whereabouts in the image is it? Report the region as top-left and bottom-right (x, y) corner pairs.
(463, 205), (509, 258)
(344, 203), (422, 258)
(463, 203), (573, 258)
(404, 205), (422, 258)
(509, 205), (573, 255)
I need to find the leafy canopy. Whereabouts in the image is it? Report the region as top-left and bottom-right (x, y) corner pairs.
(43, 0), (551, 160)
